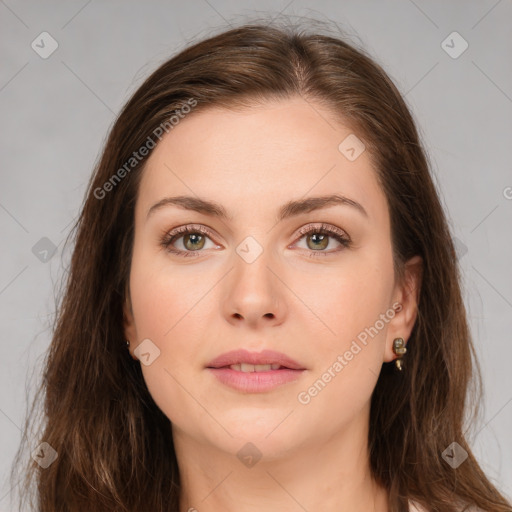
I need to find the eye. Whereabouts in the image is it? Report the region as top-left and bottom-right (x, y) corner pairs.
(160, 222), (351, 258)
(292, 223), (351, 257)
(160, 224), (220, 257)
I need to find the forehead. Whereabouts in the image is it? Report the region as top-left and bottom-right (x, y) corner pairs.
(137, 97), (387, 223)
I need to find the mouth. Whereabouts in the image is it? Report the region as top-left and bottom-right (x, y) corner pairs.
(206, 348), (306, 371)
(206, 349), (306, 393)
(222, 363), (286, 372)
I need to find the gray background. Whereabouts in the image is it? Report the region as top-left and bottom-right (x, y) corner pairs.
(1, 0), (511, 509)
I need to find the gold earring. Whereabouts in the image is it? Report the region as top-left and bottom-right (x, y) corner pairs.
(392, 337), (407, 371)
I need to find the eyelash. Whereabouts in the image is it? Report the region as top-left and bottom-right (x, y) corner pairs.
(160, 223), (351, 258)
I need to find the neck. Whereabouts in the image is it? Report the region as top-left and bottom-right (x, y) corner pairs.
(174, 405), (389, 512)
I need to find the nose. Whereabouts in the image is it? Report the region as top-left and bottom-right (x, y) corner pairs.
(222, 247), (287, 329)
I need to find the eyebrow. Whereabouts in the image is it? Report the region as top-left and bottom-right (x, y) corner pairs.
(146, 194), (368, 223)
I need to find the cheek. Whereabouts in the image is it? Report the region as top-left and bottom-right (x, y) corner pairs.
(129, 241), (210, 343)
(297, 251), (394, 353)
(128, 249), (217, 427)
(293, 266), (393, 427)
(292, 251), (395, 421)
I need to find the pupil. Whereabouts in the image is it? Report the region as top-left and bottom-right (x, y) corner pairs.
(185, 233), (204, 250)
(309, 233), (328, 250)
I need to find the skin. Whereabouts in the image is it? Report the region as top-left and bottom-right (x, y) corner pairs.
(124, 96), (422, 512)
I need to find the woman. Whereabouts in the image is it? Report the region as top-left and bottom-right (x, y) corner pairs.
(12, 20), (511, 512)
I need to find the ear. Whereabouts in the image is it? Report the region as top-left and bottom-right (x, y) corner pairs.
(123, 290), (138, 359)
(383, 255), (423, 363)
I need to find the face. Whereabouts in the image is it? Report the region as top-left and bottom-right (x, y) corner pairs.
(124, 96), (420, 459)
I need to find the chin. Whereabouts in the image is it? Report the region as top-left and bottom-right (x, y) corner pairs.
(205, 411), (306, 456)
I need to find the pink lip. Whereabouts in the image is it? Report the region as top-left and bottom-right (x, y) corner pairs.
(206, 349), (305, 370)
(206, 349), (306, 393)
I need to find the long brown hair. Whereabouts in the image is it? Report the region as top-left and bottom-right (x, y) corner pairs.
(11, 18), (511, 512)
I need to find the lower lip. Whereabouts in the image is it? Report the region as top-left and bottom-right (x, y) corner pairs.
(206, 367), (305, 392)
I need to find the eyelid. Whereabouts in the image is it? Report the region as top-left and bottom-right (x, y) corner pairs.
(291, 222), (350, 243)
(164, 223), (221, 242)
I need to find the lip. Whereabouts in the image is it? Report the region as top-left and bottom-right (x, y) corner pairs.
(206, 349), (305, 370)
(206, 349), (306, 393)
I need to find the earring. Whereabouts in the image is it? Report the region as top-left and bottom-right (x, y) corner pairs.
(126, 340), (130, 347)
(392, 337), (407, 371)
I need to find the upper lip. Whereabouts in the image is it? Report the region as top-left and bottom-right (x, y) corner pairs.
(206, 349), (306, 370)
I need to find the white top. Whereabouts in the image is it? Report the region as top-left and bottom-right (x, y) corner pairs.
(409, 500), (482, 512)
(409, 500), (427, 512)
